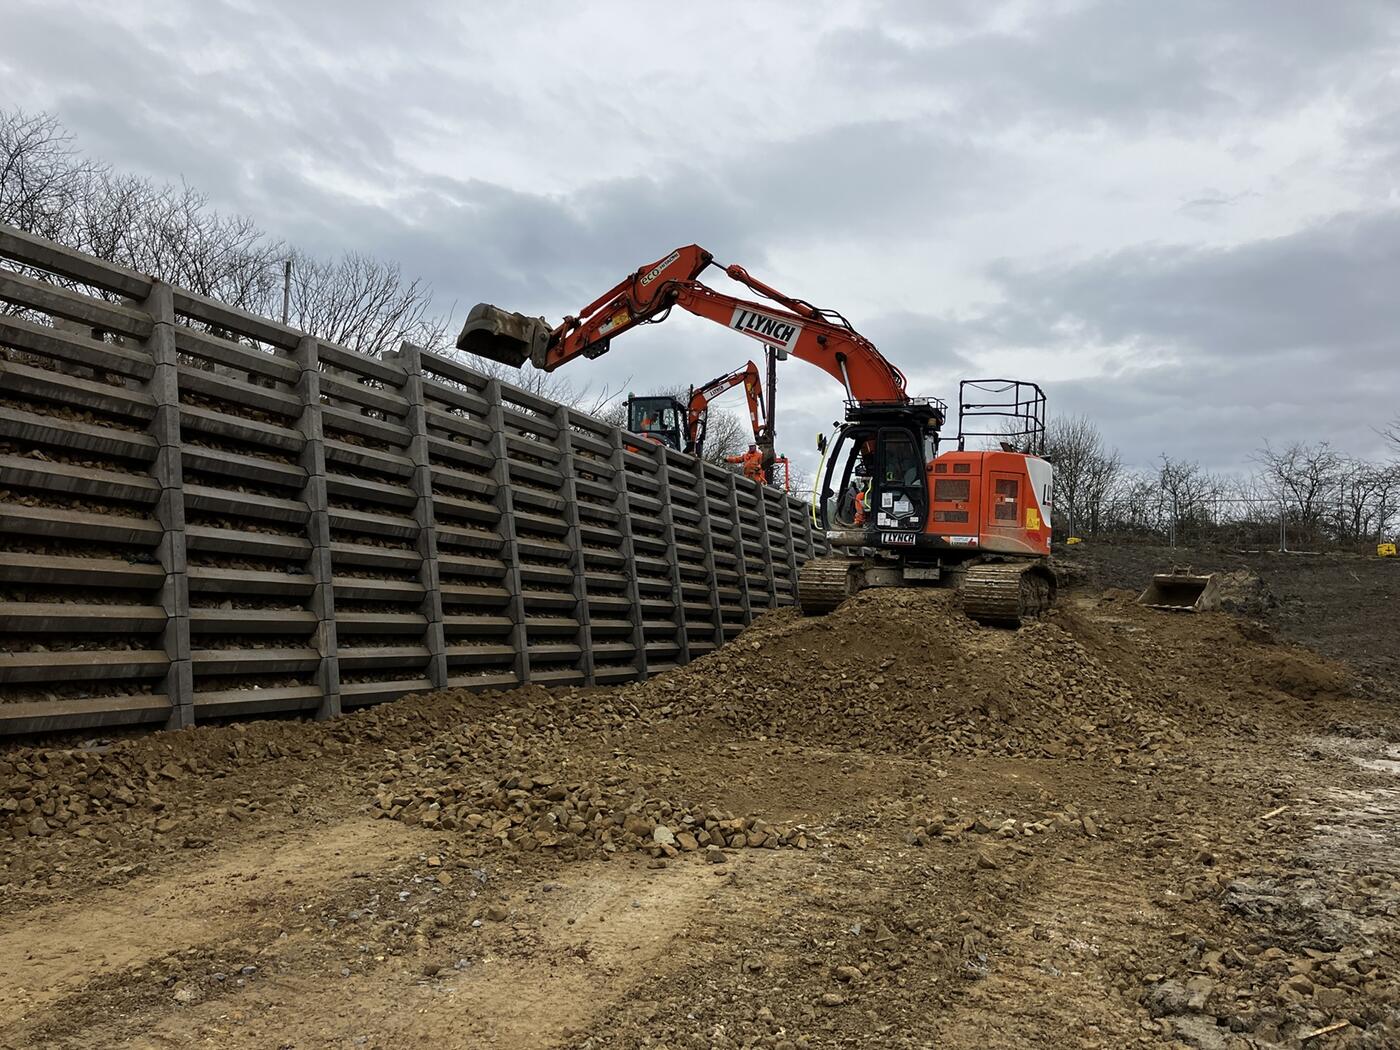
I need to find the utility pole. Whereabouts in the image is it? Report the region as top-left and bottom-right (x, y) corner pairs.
(281, 258), (292, 326)
(761, 344), (778, 481)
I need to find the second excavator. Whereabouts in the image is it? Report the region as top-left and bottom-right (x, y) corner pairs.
(624, 359), (791, 488)
(458, 244), (1056, 626)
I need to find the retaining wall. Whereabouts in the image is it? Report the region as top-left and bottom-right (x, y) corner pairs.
(0, 224), (825, 734)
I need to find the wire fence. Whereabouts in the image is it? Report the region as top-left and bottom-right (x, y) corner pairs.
(1060, 495), (1395, 554)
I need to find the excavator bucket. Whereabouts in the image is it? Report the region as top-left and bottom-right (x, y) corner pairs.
(456, 303), (552, 368)
(1137, 569), (1222, 613)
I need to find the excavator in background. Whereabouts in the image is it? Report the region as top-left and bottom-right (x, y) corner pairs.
(624, 360), (789, 486)
(625, 360), (763, 457)
(687, 360), (767, 464)
(459, 244), (1056, 625)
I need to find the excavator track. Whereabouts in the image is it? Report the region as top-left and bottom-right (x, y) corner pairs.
(797, 557), (858, 616)
(959, 562), (1057, 627)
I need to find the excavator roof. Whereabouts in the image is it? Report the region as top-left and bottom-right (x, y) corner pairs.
(844, 397), (946, 430)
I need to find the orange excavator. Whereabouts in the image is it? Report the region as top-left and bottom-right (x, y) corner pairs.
(459, 244), (1056, 624)
(624, 360), (790, 488)
(624, 360), (762, 457)
(687, 360), (766, 463)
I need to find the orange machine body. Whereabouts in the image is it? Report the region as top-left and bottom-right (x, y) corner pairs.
(819, 408), (1053, 563)
(924, 450), (1052, 557)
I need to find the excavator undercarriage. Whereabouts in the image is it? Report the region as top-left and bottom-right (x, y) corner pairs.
(796, 554), (1057, 626)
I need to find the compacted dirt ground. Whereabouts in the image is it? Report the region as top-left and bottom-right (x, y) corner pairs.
(2, 548), (1398, 1049)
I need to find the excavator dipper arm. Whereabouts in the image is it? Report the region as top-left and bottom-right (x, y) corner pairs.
(459, 245), (909, 404)
(687, 360), (764, 455)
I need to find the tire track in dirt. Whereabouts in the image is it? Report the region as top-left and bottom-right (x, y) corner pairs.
(934, 853), (1167, 1047)
(116, 854), (780, 1049)
(0, 819), (419, 1035)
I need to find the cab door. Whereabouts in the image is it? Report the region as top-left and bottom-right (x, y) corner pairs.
(871, 428), (927, 544)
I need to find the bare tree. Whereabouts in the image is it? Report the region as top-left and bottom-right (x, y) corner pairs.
(286, 250), (448, 357)
(1339, 460), (1400, 541)
(1383, 416), (1400, 458)
(1041, 415), (1121, 538)
(1252, 440), (1344, 543)
(1102, 470), (1160, 534)
(0, 108), (101, 240)
(1157, 454), (1223, 539)
(3, 106), (453, 360)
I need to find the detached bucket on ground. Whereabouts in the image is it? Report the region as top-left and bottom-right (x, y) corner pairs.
(456, 303), (552, 368)
(1137, 570), (1222, 612)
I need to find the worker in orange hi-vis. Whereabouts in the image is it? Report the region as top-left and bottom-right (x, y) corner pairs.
(740, 445), (765, 483)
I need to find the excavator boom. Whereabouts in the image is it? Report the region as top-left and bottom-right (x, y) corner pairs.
(459, 245), (909, 403)
(687, 360), (765, 458)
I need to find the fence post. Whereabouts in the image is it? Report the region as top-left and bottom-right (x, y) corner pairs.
(554, 405), (595, 686)
(652, 446), (692, 665)
(691, 462), (726, 647)
(752, 481), (780, 609)
(609, 431), (649, 681)
(1279, 500), (1287, 553)
(396, 342), (447, 690)
(725, 471), (753, 627)
(293, 336), (341, 720)
(142, 282), (194, 729)
(485, 379), (531, 686)
(776, 489), (801, 603)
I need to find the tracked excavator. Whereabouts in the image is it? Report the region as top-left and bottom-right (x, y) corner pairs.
(685, 360), (792, 488)
(458, 244), (1056, 626)
(624, 359), (767, 462)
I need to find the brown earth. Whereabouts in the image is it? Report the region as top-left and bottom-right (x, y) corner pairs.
(2, 550), (1399, 1049)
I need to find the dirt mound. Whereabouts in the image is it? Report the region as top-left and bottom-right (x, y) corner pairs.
(636, 589), (1178, 760)
(1213, 568), (1278, 615)
(366, 696), (821, 860)
(373, 770), (815, 859)
(5, 566), (1399, 1049)
(1249, 649), (1350, 701)
(0, 582), (1358, 879)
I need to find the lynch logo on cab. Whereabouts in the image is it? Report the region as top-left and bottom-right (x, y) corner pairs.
(729, 307), (802, 350)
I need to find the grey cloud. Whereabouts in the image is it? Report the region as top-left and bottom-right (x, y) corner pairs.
(985, 210), (1400, 359)
(831, 1), (1400, 131)
(6, 0), (1400, 480)
(975, 209), (1400, 467)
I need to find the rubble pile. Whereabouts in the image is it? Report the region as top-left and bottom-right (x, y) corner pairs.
(373, 770), (815, 859)
(641, 589), (1186, 759)
(2, 747), (204, 843)
(1144, 872), (1400, 1044)
(365, 701), (821, 859)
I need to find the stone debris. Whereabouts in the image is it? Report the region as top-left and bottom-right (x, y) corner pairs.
(372, 772), (815, 860)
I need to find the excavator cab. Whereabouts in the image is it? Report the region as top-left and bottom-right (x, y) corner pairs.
(818, 400), (941, 546)
(625, 394), (686, 451)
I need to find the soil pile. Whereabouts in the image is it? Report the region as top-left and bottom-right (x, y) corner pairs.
(3, 584), (1348, 861)
(366, 698), (821, 859)
(638, 589), (1180, 760)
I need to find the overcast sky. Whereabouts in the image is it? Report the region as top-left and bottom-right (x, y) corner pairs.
(6, 0), (1399, 476)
